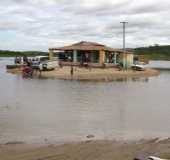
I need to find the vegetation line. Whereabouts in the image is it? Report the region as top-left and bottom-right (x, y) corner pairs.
(134, 44), (170, 60)
(1, 44), (170, 60)
(0, 50), (48, 57)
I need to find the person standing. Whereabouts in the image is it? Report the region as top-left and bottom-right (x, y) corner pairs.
(14, 56), (18, 64)
(23, 55), (28, 65)
(70, 65), (74, 79)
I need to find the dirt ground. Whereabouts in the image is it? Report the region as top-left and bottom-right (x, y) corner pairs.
(7, 66), (159, 81)
(0, 138), (170, 160)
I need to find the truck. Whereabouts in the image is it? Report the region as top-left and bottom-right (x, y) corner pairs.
(32, 56), (59, 71)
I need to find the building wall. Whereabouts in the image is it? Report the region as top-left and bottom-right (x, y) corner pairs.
(51, 49), (134, 68)
(119, 53), (134, 68)
(49, 50), (54, 60)
(126, 54), (134, 68)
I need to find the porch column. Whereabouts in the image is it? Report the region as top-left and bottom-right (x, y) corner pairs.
(99, 50), (105, 64)
(73, 50), (78, 62)
(114, 53), (117, 64)
(49, 49), (54, 60)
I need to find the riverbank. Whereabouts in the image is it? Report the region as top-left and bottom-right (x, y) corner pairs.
(7, 66), (159, 81)
(1, 138), (170, 160)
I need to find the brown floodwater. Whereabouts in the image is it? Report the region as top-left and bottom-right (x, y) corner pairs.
(0, 58), (170, 144)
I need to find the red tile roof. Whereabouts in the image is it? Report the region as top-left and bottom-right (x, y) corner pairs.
(49, 41), (131, 54)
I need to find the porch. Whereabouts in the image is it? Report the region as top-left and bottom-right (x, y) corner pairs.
(49, 49), (120, 68)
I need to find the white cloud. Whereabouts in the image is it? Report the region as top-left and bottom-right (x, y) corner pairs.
(0, 0), (170, 51)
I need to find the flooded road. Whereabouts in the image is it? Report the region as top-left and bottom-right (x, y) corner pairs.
(0, 58), (170, 144)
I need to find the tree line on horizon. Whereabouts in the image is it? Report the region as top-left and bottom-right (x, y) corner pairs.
(0, 44), (170, 60)
(134, 44), (170, 60)
(0, 50), (48, 57)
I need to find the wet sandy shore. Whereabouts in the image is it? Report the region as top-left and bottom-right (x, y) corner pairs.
(1, 138), (170, 160)
(41, 67), (159, 81)
(8, 66), (159, 81)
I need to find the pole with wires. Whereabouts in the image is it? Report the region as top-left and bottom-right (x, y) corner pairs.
(120, 21), (128, 69)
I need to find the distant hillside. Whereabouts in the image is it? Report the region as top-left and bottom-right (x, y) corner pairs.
(1, 45), (170, 60)
(0, 50), (48, 57)
(134, 45), (170, 60)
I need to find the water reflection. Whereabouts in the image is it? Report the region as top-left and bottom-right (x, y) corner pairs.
(131, 77), (149, 82)
(38, 77), (150, 83)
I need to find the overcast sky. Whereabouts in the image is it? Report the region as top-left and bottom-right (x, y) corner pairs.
(0, 0), (170, 51)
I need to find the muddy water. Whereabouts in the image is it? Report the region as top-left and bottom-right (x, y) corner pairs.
(0, 58), (170, 144)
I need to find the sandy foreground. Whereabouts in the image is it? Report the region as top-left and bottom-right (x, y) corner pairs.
(8, 66), (159, 81)
(0, 139), (170, 160)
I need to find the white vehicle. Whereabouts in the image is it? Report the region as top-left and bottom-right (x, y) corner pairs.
(32, 56), (49, 66)
(131, 64), (145, 71)
(39, 60), (59, 71)
(31, 56), (59, 71)
(134, 156), (168, 160)
(148, 156), (168, 160)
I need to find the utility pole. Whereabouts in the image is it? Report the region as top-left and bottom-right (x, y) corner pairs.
(120, 22), (128, 69)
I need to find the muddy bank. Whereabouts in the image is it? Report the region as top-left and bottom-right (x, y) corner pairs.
(40, 67), (159, 81)
(1, 138), (170, 160)
(7, 66), (160, 81)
